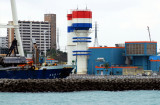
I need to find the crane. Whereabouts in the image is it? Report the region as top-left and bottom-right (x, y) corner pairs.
(0, 0), (24, 56)
(10, 0), (24, 56)
(0, 0), (26, 67)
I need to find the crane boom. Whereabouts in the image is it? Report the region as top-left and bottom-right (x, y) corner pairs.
(10, 0), (24, 56)
(147, 26), (151, 42)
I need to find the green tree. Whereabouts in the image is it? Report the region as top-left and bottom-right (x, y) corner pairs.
(104, 62), (109, 69)
(47, 49), (67, 62)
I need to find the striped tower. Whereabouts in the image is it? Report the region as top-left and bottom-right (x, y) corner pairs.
(72, 9), (92, 74)
(67, 14), (76, 65)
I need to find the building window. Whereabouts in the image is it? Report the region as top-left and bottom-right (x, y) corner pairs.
(126, 44), (144, 55)
(147, 44), (156, 55)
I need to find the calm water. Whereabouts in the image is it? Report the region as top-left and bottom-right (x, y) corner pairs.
(0, 90), (159, 105)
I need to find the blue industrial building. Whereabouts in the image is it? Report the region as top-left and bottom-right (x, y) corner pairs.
(87, 41), (160, 75)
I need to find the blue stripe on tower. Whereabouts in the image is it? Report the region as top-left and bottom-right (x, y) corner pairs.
(67, 26), (74, 32)
(73, 50), (91, 53)
(72, 37), (91, 39)
(73, 54), (91, 56)
(73, 40), (91, 42)
(72, 23), (92, 30)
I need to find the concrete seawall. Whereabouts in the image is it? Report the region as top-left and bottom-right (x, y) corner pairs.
(0, 75), (160, 92)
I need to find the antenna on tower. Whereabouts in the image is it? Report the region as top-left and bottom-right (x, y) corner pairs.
(147, 26), (151, 42)
(93, 21), (99, 47)
(56, 28), (60, 50)
(77, 5), (78, 10)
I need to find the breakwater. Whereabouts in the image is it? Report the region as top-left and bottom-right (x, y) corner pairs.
(0, 75), (160, 92)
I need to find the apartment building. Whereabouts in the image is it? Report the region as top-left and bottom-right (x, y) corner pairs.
(7, 14), (56, 53)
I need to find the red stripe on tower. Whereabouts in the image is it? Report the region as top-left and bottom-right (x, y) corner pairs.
(67, 14), (72, 20)
(72, 11), (92, 18)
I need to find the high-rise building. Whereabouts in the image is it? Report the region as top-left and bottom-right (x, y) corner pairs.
(7, 14), (56, 53)
(44, 14), (56, 49)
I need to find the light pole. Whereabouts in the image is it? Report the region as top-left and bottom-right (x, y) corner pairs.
(43, 30), (47, 63)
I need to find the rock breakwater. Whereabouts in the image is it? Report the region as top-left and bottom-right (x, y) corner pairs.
(0, 76), (160, 92)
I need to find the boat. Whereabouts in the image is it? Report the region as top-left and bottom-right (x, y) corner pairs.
(0, 65), (74, 79)
(0, 0), (75, 79)
(0, 40), (74, 79)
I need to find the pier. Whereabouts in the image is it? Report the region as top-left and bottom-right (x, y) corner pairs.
(0, 75), (160, 92)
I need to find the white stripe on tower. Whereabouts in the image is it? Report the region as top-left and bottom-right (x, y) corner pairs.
(67, 14), (76, 65)
(72, 18), (92, 23)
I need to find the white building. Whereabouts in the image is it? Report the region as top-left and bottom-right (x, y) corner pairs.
(7, 14), (56, 53)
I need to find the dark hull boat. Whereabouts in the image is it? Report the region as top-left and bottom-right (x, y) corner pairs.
(0, 65), (74, 79)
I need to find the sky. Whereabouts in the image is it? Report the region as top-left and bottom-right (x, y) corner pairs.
(0, 0), (160, 51)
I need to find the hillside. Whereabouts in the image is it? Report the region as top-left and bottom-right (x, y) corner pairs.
(47, 49), (67, 62)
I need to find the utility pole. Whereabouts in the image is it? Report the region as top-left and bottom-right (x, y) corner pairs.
(147, 26), (151, 42)
(43, 30), (47, 62)
(93, 21), (99, 47)
(56, 28), (60, 50)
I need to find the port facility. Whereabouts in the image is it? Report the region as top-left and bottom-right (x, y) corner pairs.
(87, 41), (159, 75)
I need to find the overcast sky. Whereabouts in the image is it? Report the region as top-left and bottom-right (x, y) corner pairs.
(0, 0), (160, 51)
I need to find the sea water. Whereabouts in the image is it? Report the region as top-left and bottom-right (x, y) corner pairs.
(0, 90), (160, 105)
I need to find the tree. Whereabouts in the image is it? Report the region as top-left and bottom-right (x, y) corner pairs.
(47, 49), (67, 62)
(104, 62), (109, 70)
